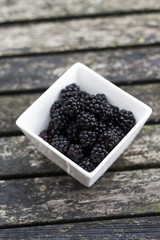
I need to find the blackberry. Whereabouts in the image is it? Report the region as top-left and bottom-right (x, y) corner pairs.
(66, 121), (80, 142)
(76, 111), (98, 130)
(39, 129), (52, 144)
(101, 103), (114, 121)
(101, 127), (125, 151)
(111, 105), (120, 119)
(79, 130), (97, 148)
(50, 101), (61, 118)
(96, 93), (108, 104)
(51, 107), (69, 130)
(84, 94), (102, 116)
(60, 83), (80, 102)
(118, 109), (136, 134)
(95, 121), (107, 138)
(63, 96), (84, 117)
(51, 135), (70, 154)
(79, 157), (96, 172)
(47, 120), (62, 136)
(90, 143), (109, 165)
(78, 90), (90, 99)
(67, 144), (85, 163)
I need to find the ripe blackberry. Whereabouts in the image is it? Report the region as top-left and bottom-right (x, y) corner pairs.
(39, 129), (52, 144)
(90, 143), (109, 165)
(118, 109), (136, 134)
(101, 103), (114, 121)
(51, 135), (70, 154)
(50, 101), (61, 118)
(63, 96), (84, 117)
(84, 94), (103, 116)
(47, 120), (62, 136)
(60, 83), (80, 102)
(66, 121), (80, 142)
(112, 105), (119, 119)
(101, 127), (125, 151)
(95, 121), (107, 137)
(76, 111), (98, 130)
(96, 93), (108, 104)
(78, 90), (90, 99)
(51, 107), (69, 130)
(79, 130), (97, 148)
(67, 144), (85, 163)
(79, 157), (96, 172)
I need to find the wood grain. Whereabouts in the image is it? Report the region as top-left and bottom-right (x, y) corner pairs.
(0, 14), (160, 56)
(1, 0), (160, 23)
(0, 168), (160, 226)
(0, 216), (159, 239)
(0, 83), (158, 134)
(0, 125), (159, 178)
(0, 47), (160, 92)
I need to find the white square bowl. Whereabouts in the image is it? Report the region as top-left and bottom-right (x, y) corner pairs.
(16, 62), (152, 187)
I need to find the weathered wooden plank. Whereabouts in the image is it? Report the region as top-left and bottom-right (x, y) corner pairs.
(121, 84), (160, 123)
(0, 83), (158, 134)
(1, 0), (160, 23)
(0, 14), (160, 56)
(0, 47), (160, 92)
(0, 125), (159, 178)
(0, 216), (160, 239)
(0, 168), (160, 226)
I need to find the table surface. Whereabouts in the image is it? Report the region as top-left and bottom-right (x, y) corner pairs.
(0, 0), (160, 239)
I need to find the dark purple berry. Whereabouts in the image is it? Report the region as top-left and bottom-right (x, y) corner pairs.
(90, 143), (109, 165)
(79, 157), (96, 172)
(67, 144), (85, 163)
(79, 130), (97, 148)
(39, 129), (52, 144)
(51, 135), (70, 154)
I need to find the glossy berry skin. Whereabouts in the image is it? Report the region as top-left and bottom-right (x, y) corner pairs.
(67, 144), (85, 163)
(63, 96), (84, 117)
(50, 101), (61, 118)
(79, 130), (97, 148)
(60, 83), (80, 102)
(118, 109), (136, 133)
(79, 157), (96, 172)
(39, 129), (52, 144)
(102, 127), (125, 151)
(84, 93), (108, 117)
(51, 135), (70, 154)
(76, 111), (98, 130)
(51, 107), (69, 130)
(66, 121), (80, 142)
(90, 143), (109, 165)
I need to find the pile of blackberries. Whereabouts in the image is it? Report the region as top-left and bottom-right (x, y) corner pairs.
(39, 83), (136, 172)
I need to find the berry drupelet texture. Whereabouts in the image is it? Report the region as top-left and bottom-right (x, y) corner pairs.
(51, 135), (70, 154)
(79, 130), (97, 148)
(39, 129), (52, 144)
(118, 109), (136, 134)
(76, 111), (98, 130)
(67, 144), (85, 163)
(79, 157), (96, 172)
(66, 121), (80, 142)
(63, 96), (84, 117)
(101, 127), (125, 151)
(39, 83), (136, 172)
(50, 107), (69, 130)
(90, 143), (109, 165)
(60, 83), (80, 102)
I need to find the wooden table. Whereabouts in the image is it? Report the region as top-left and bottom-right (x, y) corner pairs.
(0, 0), (160, 239)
